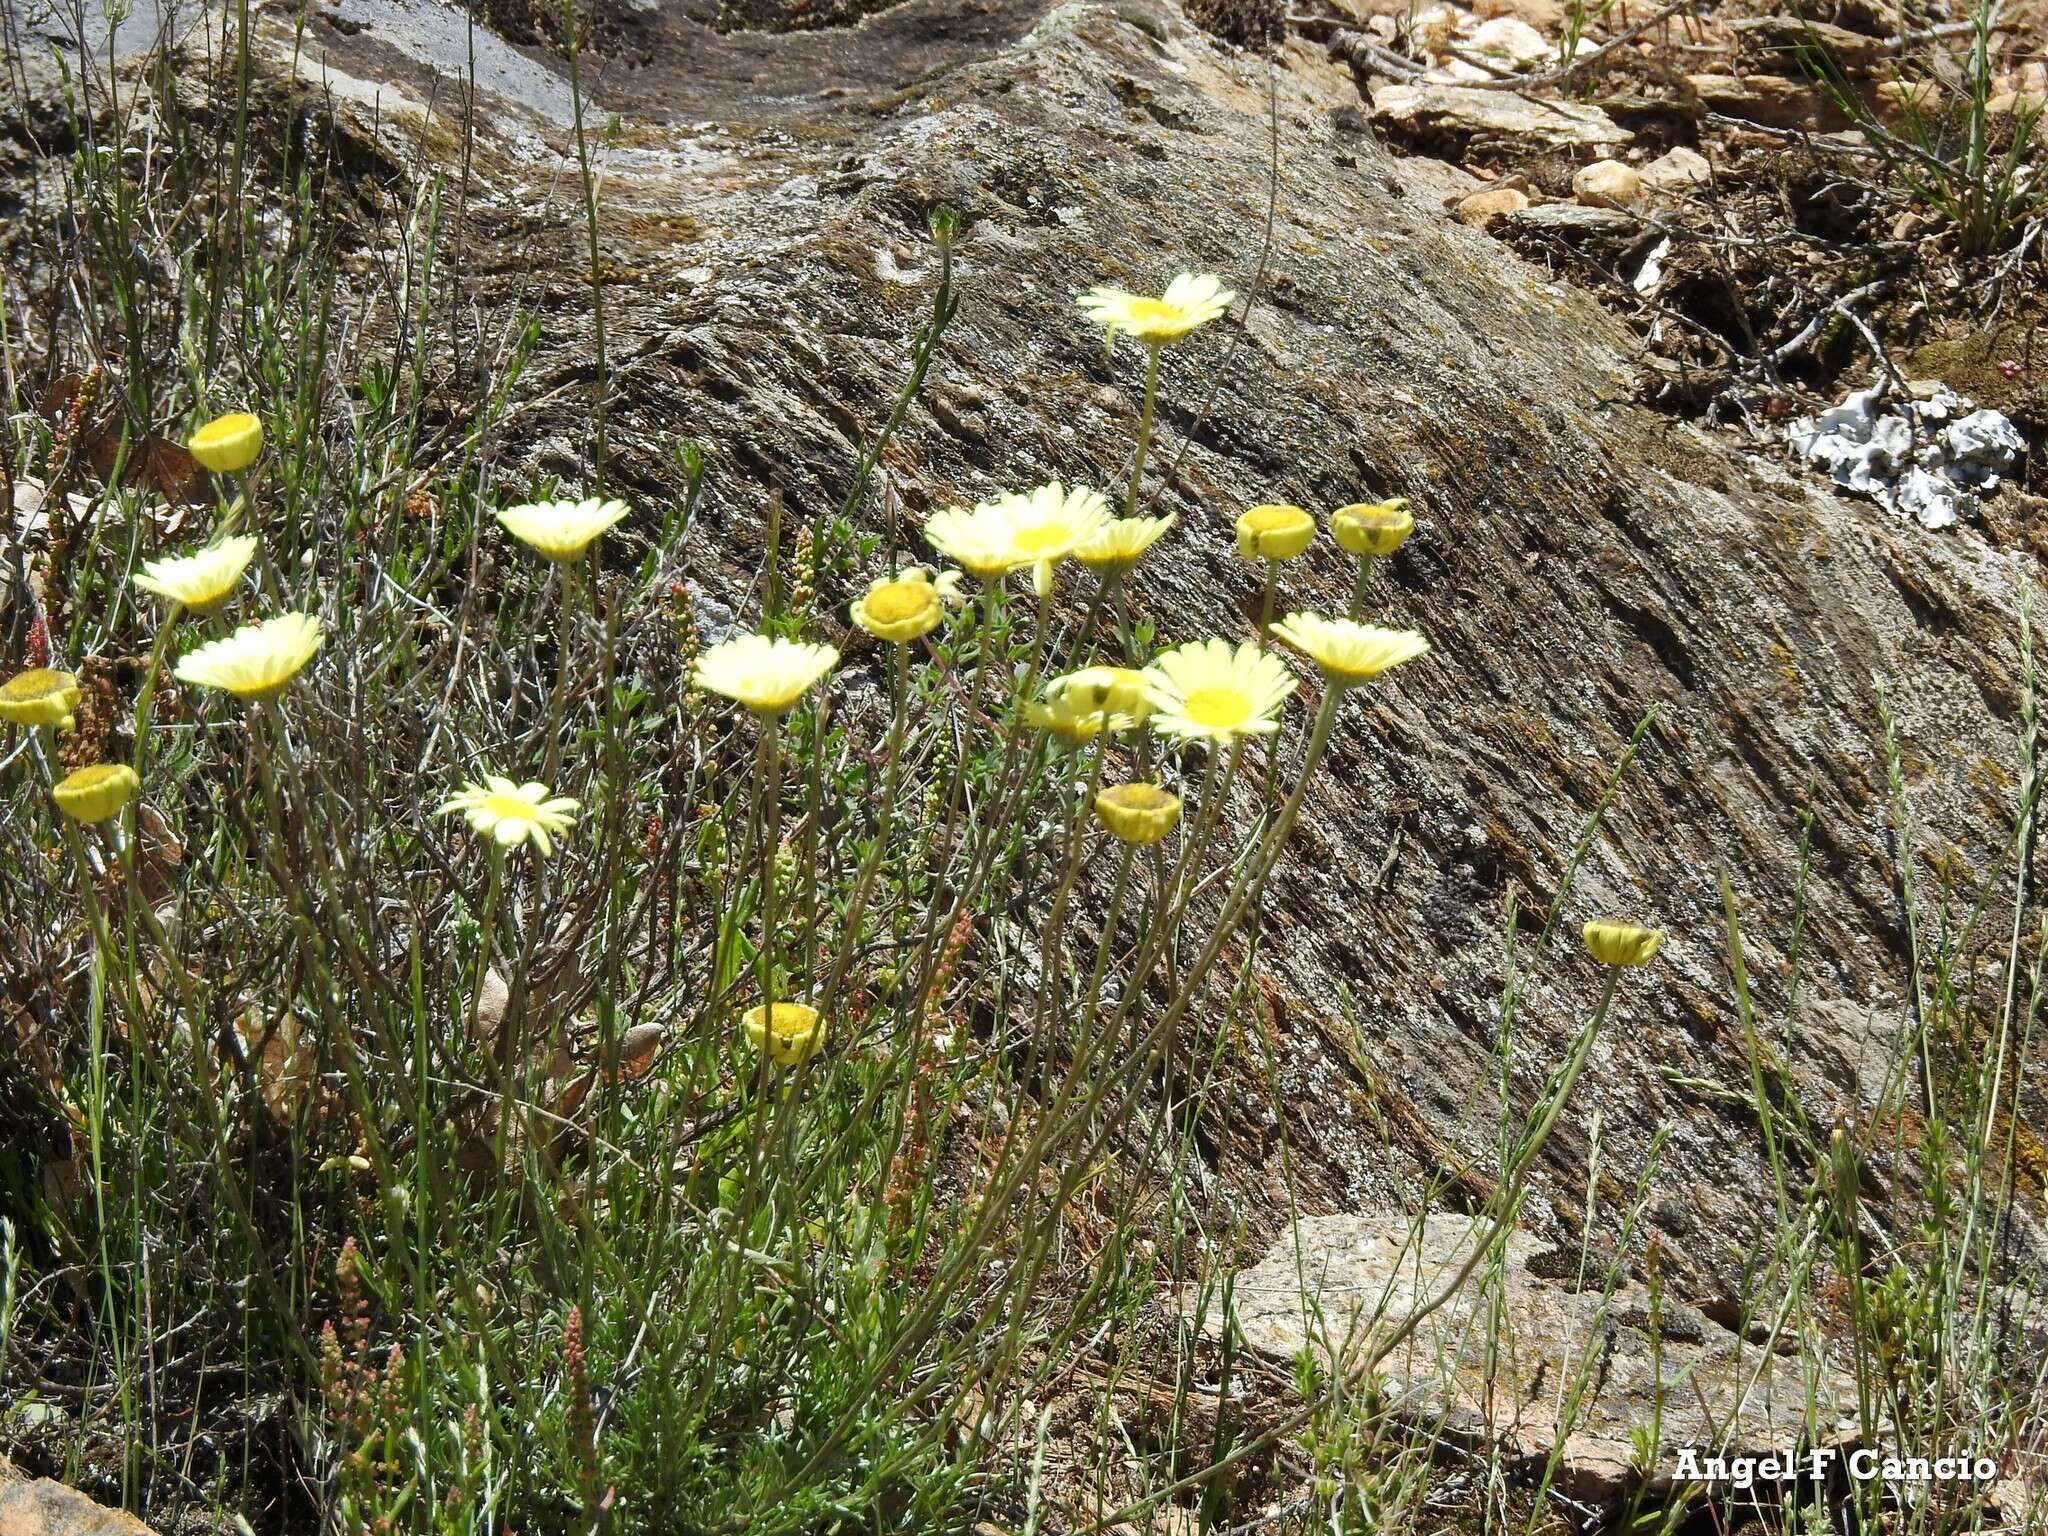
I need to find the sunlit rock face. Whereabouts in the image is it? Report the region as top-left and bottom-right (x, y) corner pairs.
(19, 0), (2042, 1303)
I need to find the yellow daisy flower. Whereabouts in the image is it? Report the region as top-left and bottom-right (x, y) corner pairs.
(1583, 919), (1665, 968)
(1270, 613), (1429, 687)
(1075, 513), (1176, 575)
(133, 535), (259, 612)
(1077, 272), (1234, 347)
(188, 412), (264, 473)
(1049, 665), (1154, 722)
(1332, 498), (1414, 557)
(1094, 782), (1182, 844)
(851, 568), (947, 643)
(996, 482), (1113, 596)
(693, 634), (839, 715)
(1235, 504), (1316, 562)
(744, 1001), (826, 1065)
(53, 763), (139, 823)
(1143, 638), (1296, 743)
(494, 496), (630, 563)
(0, 668), (83, 730)
(172, 612), (325, 699)
(438, 775), (581, 856)
(925, 483), (1112, 597)
(923, 502), (1024, 582)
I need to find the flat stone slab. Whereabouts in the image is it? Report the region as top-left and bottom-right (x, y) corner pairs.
(1208, 1214), (1860, 1502)
(1370, 81), (1634, 149)
(0, 1477), (157, 1536)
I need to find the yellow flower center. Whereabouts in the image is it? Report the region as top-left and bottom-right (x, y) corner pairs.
(480, 792), (535, 822)
(1182, 687), (1252, 730)
(865, 581), (934, 624)
(1122, 297), (1181, 330)
(4, 669), (71, 702)
(1012, 522), (1074, 555)
(1104, 784), (1174, 813)
(1244, 507), (1309, 535)
(762, 1003), (816, 1036)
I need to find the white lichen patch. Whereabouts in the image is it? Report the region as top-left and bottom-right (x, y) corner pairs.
(1787, 381), (2025, 531)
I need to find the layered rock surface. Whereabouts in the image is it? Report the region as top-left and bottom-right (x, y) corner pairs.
(14, 0), (2045, 1393)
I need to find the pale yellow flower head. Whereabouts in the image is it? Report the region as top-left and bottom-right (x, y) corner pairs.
(1027, 689), (1131, 745)
(1050, 665), (1154, 722)
(851, 568), (947, 643)
(1236, 504), (1316, 562)
(438, 774), (580, 857)
(172, 613), (324, 699)
(923, 502), (1024, 582)
(1075, 513), (1176, 575)
(1270, 613), (1429, 687)
(1000, 482), (1113, 596)
(53, 763), (139, 823)
(1094, 782), (1182, 845)
(1332, 498), (1414, 557)
(0, 668), (82, 730)
(1143, 638), (1296, 743)
(494, 496), (630, 563)
(1077, 272), (1234, 347)
(693, 634), (839, 715)
(1583, 919), (1665, 968)
(927, 483), (1111, 597)
(133, 535), (259, 613)
(744, 1001), (826, 1066)
(188, 412), (263, 473)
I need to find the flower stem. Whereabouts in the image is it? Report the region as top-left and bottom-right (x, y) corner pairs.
(1125, 343), (1163, 520)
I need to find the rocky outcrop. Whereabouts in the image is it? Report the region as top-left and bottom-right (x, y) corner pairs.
(0, 1461), (157, 1536)
(1207, 1214), (1861, 1502)
(21, 0), (2047, 1320)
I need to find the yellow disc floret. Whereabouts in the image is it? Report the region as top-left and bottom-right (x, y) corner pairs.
(53, 763), (139, 823)
(188, 412), (264, 473)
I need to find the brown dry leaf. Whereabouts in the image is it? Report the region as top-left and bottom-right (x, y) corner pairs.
(132, 802), (184, 907)
(237, 1012), (316, 1123)
(133, 438), (206, 505)
(468, 967), (511, 1051)
(620, 1023), (666, 1081)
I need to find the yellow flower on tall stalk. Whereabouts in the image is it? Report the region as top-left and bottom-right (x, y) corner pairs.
(0, 669), (82, 730)
(1270, 613), (1429, 687)
(1050, 665), (1154, 722)
(1077, 273), (1234, 348)
(851, 568), (949, 643)
(133, 535), (259, 612)
(188, 412), (263, 473)
(53, 763), (139, 823)
(1236, 505), (1316, 562)
(693, 634), (839, 715)
(173, 613), (325, 698)
(744, 1001), (826, 1066)
(494, 497), (630, 563)
(438, 775), (581, 856)
(1027, 688), (1131, 745)
(1075, 513), (1176, 576)
(1583, 920), (1664, 968)
(1332, 498), (1414, 557)
(926, 483), (1111, 597)
(1142, 639), (1296, 743)
(1000, 481), (1113, 596)
(1094, 782), (1182, 844)
(922, 502), (1023, 582)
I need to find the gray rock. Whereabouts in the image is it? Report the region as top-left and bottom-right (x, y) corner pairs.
(0, 1474), (157, 1536)
(19, 0), (2030, 1329)
(1211, 1214), (1861, 1502)
(1370, 80), (1634, 148)
(1507, 201), (1638, 235)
